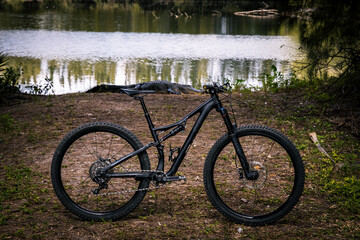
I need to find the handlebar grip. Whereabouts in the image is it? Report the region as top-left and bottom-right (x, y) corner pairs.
(203, 84), (227, 93)
(203, 85), (214, 90)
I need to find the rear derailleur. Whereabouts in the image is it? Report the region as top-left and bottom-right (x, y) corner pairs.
(89, 157), (113, 195)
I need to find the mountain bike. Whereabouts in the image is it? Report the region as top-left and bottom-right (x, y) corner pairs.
(51, 83), (305, 226)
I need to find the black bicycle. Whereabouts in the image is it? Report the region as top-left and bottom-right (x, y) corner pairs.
(51, 83), (304, 226)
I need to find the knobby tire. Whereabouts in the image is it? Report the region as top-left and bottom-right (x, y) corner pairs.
(203, 125), (305, 226)
(51, 122), (150, 221)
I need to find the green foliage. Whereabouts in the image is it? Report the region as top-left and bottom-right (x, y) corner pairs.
(2, 165), (34, 199)
(232, 66), (289, 94)
(0, 52), (21, 93)
(307, 132), (360, 214)
(233, 79), (255, 92)
(0, 114), (19, 144)
(300, 76), (336, 104)
(0, 67), (20, 90)
(295, 0), (360, 101)
(0, 52), (7, 73)
(0, 52), (54, 95)
(259, 65), (284, 94)
(1, 67), (19, 87)
(234, 65), (306, 95)
(325, 176), (360, 214)
(0, 165), (33, 224)
(233, 65), (342, 110)
(27, 77), (54, 95)
(0, 114), (15, 134)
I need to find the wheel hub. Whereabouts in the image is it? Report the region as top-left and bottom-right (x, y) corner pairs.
(240, 161), (267, 189)
(89, 158), (113, 194)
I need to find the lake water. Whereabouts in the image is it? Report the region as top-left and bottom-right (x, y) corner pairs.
(0, 1), (302, 94)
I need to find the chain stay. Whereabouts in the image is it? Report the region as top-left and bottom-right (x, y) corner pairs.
(94, 170), (169, 196)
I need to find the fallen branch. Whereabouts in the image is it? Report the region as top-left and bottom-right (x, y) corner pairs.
(309, 132), (335, 165)
(234, 9), (279, 17)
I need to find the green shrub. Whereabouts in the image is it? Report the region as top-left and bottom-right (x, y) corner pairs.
(0, 114), (15, 133)
(0, 67), (20, 90)
(27, 77), (54, 95)
(259, 65), (283, 94)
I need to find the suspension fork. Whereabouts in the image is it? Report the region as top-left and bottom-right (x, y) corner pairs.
(214, 95), (258, 180)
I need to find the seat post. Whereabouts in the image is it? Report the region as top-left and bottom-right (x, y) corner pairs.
(134, 96), (165, 172)
(134, 96), (158, 142)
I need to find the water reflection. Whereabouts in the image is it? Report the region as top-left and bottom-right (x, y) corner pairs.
(0, 5), (299, 35)
(11, 57), (291, 94)
(0, 1), (302, 94)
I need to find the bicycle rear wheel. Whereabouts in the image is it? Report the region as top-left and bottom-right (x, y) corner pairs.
(51, 122), (150, 221)
(204, 125), (304, 225)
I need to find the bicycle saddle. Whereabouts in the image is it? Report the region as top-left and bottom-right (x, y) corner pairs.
(120, 88), (156, 96)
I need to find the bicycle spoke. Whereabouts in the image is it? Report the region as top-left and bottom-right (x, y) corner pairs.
(207, 128), (300, 221)
(56, 126), (150, 215)
(110, 143), (129, 161)
(79, 136), (98, 161)
(107, 133), (114, 159)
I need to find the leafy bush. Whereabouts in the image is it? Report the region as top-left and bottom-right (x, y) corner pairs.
(0, 52), (21, 93)
(233, 79), (254, 92)
(259, 65), (283, 94)
(0, 67), (20, 88)
(233, 65), (306, 94)
(26, 77), (54, 95)
(0, 52), (6, 73)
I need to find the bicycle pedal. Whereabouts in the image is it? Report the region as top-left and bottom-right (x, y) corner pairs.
(163, 175), (187, 182)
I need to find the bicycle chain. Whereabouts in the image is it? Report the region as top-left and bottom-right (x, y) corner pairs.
(94, 169), (169, 196)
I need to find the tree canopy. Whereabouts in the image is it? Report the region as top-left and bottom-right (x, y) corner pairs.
(294, 0), (360, 100)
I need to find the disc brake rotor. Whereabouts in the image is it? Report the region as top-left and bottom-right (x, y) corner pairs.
(242, 161), (267, 189)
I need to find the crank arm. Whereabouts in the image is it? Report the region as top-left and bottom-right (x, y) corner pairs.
(161, 175), (186, 182)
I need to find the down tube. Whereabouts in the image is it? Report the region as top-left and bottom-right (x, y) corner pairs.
(166, 100), (216, 176)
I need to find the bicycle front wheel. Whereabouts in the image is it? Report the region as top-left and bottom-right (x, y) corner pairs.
(51, 122), (150, 221)
(204, 125), (304, 225)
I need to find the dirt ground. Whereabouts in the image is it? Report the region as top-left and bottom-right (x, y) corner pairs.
(0, 92), (359, 239)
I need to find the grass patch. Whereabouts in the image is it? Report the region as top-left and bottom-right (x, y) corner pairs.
(0, 165), (46, 223)
(237, 89), (360, 217)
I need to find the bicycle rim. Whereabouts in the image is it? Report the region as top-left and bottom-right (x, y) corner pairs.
(53, 124), (149, 218)
(205, 126), (304, 225)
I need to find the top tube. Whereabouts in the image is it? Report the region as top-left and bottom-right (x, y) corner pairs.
(153, 97), (213, 132)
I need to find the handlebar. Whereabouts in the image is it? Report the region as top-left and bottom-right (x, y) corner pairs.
(203, 83), (230, 94)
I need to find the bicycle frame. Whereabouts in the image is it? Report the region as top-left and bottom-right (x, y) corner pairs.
(52, 83), (304, 225)
(102, 91), (255, 180)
